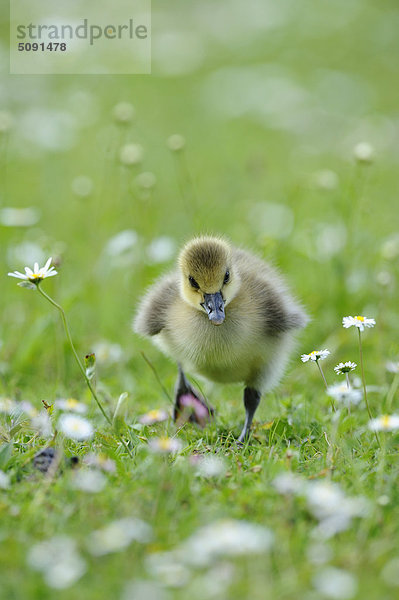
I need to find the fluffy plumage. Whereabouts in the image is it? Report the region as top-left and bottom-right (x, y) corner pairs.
(134, 236), (307, 440)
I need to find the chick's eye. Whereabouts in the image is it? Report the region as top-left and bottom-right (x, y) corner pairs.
(223, 270), (230, 284)
(189, 276), (199, 289)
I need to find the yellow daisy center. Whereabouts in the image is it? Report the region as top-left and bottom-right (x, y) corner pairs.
(381, 415), (391, 428)
(158, 438), (171, 450)
(148, 409), (160, 419)
(67, 398), (79, 408)
(355, 315), (365, 321)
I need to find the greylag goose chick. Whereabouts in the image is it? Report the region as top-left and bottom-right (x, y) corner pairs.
(134, 236), (307, 442)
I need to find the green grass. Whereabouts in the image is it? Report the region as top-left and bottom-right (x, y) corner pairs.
(1, 0), (399, 598)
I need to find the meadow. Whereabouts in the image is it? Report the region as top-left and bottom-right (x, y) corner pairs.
(1, 0), (399, 598)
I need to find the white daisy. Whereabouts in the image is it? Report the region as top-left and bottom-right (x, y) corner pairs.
(386, 361), (399, 374)
(354, 141), (374, 164)
(8, 257), (57, 285)
(327, 383), (362, 407)
(342, 315), (375, 332)
(58, 414), (94, 441)
(368, 415), (399, 432)
(119, 143), (143, 166)
(167, 134), (185, 151)
(334, 362), (357, 375)
(139, 409), (169, 425)
(148, 436), (182, 454)
(55, 398), (87, 414)
(301, 349), (330, 362)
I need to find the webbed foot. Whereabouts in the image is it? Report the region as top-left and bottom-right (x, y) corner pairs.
(174, 367), (214, 428)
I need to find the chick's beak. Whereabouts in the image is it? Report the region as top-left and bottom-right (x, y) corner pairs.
(202, 292), (225, 325)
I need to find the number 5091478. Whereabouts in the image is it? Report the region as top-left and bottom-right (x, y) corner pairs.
(18, 43), (67, 51)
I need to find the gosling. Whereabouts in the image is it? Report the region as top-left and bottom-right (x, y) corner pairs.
(134, 236), (307, 442)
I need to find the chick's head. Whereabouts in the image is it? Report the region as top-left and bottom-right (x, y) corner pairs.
(178, 237), (240, 324)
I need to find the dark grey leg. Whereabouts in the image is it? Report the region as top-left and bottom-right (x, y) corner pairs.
(238, 387), (261, 442)
(174, 365), (214, 426)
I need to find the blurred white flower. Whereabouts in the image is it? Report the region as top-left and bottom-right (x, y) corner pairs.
(334, 362), (357, 375)
(55, 398), (87, 414)
(167, 134), (186, 151)
(72, 469), (107, 493)
(105, 230), (138, 258)
(145, 552), (190, 588)
(0, 397), (17, 414)
(135, 171), (157, 189)
(8, 257), (57, 285)
(148, 437), (182, 454)
(312, 169), (339, 191)
(71, 175), (93, 197)
(27, 536), (86, 590)
(113, 102), (135, 123)
(122, 580), (171, 600)
(368, 415), (399, 432)
(272, 472), (305, 495)
(178, 520), (273, 567)
(0, 470), (10, 489)
(306, 481), (368, 538)
(380, 235), (399, 260)
(147, 236), (176, 263)
(7, 241), (45, 268)
(119, 143), (143, 166)
(376, 270), (392, 287)
(386, 361), (399, 374)
(92, 341), (124, 366)
(353, 141), (374, 164)
(327, 384), (362, 407)
(139, 409), (169, 425)
(195, 455), (226, 478)
(58, 414), (93, 441)
(31, 412), (52, 438)
(342, 315), (375, 332)
(301, 349), (330, 362)
(88, 518), (152, 556)
(0, 207), (40, 227)
(313, 567), (357, 599)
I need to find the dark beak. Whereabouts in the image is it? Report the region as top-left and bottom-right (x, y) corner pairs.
(202, 292), (225, 325)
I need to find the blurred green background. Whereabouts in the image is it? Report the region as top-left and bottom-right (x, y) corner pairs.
(1, 0), (398, 399)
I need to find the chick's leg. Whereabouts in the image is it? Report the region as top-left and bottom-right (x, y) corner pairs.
(174, 365), (214, 428)
(238, 387), (261, 442)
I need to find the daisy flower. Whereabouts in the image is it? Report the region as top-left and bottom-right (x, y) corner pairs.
(58, 414), (94, 441)
(55, 398), (88, 414)
(301, 349), (330, 363)
(342, 315), (375, 332)
(334, 362), (357, 375)
(301, 350), (330, 391)
(148, 436), (182, 454)
(8, 257), (57, 285)
(368, 415), (399, 432)
(327, 383), (362, 407)
(139, 409), (169, 425)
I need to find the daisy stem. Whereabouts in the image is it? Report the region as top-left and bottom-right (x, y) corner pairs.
(358, 329), (380, 448)
(36, 284), (111, 424)
(386, 371), (399, 412)
(346, 373), (350, 390)
(37, 284), (134, 457)
(316, 360), (328, 390)
(317, 360), (335, 411)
